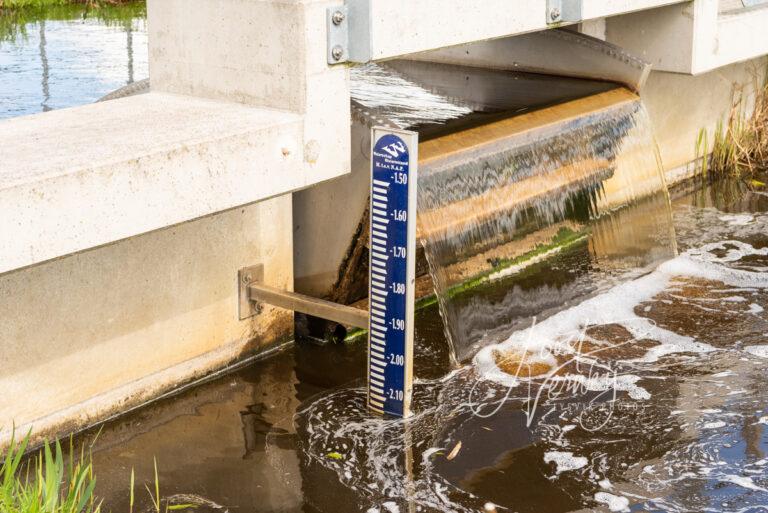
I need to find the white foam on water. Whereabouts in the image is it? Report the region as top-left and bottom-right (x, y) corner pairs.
(421, 447), (444, 464)
(745, 346), (768, 359)
(758, 416), (768, 425)
(547, 373), (651, 400)
(543, 451), (588, 474)
(594, 492), (630, 512)
(720, 475), (768, 492)
(702, 421), (727, 429)
(382, 502), (400, 513)
(475, 240), (768, 385)
(719, 214), (755, 226)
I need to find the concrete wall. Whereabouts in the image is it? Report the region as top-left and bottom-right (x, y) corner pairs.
(294, 119), (372, 298)
(605, 1), (768, 74)
(643, 57), (768, 184)
(0, 196), (293, 448)
(148, 0), (350, 188)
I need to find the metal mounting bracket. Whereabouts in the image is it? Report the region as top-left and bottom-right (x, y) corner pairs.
(326, 5), (349, 64)
(546, 0), (582, 24)
(326, 1), (372, 64)
(238, 264), (265, 320)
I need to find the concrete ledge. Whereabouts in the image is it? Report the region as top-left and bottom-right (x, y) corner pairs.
(362, 0), (686, 61)
(708, 5), (768, 72)
(606, 1), (768, 74)
(0, 92), (329, 274)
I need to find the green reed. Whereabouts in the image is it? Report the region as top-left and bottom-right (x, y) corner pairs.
(1, 432), (194, 513)
(0, 432), (101, 513)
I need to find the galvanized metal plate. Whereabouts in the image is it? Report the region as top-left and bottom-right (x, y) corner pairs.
(238, 264), (264, 320)
(546, 0), (582, 23)
(326, 5), (349, 64)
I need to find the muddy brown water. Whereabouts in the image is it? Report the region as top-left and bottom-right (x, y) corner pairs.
(72, 175), (768, 513)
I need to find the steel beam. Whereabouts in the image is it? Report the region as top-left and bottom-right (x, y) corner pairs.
(247, 281), (369, 329)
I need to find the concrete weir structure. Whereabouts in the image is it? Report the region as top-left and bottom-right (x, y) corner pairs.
(1, 0), (767, 446)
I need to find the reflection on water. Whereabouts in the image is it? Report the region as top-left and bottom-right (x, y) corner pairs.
(74, 175), (768, 513)
(0, 3), (147, 120)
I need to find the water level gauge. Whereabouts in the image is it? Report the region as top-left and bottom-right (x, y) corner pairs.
(367, 128), (418, 418)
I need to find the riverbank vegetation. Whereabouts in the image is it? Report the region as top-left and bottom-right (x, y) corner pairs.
(1, 433), (102, 513)
(0, 0), (144, 42)
(1, 433), (194, 513)
(698, 72), (768, 179)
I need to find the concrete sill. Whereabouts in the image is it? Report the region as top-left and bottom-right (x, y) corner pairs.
(606, 2), (768, 75)
(0, 92), (306, 275)
(708, 5), (768, 72)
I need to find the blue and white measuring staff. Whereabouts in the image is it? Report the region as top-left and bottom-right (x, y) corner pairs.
(368, 128), (418, 418)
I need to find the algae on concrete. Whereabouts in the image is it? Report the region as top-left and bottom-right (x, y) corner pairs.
(344, 226), (589, 343)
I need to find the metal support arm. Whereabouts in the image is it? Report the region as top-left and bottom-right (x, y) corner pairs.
(238, 264), (368, 328)
(248, 283), (369, 329)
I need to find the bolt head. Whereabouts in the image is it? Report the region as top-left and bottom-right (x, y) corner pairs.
(332, 10), (345, 25)
(331, 45), (344, 61)
(550, 7), (561, 20)
(243, 274), (252, 284)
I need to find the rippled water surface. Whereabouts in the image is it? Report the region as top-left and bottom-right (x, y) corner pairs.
(0, 3), (147, 120)
(74, 175), (768, 513)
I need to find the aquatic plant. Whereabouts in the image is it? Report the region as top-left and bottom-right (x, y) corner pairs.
(0, 432), (101, 513)
(697, 70), (768, 177)
(1, 432), (197, 513)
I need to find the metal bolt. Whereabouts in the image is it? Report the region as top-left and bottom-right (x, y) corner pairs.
(243, 273), (252, 284)
(550, 7), (561, 20)
(331, 45), (344, 61)
(331, 10), (345, 25)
